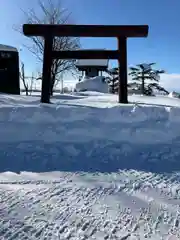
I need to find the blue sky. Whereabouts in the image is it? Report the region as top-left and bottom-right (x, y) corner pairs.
(1, 0), (180, 91)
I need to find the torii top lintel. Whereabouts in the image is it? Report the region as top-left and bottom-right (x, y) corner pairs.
(23, 24), (149, 38)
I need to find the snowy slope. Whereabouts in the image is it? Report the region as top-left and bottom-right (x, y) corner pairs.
(1, 93), (180, 239)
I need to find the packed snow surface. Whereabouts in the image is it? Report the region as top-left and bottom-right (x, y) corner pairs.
(1, 92), (180, 239)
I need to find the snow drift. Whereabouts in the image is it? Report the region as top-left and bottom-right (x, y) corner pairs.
(1, 93), (180, 173)
(169, 91), (180, 98)
(75, 76), (109, 93)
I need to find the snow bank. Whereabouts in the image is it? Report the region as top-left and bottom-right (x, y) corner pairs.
(75, 76), (109, 93)
(1, 93), (180, 173)
(169, 91), (180, 98)
(1, 93), (180, 239)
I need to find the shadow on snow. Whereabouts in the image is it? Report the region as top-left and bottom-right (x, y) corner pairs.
(1, 140), (180, 174)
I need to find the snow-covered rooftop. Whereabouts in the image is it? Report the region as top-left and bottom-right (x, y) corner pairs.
(76, 59), (108, 67)
(0, 44), (18, 52)
(76, 50), (108, 67)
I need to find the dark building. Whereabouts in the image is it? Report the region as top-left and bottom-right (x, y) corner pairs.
(0, 44), (20, 95)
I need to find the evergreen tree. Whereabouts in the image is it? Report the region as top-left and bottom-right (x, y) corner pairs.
(129, 63), (165, 95)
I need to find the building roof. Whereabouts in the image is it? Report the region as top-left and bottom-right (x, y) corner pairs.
(76, 49), (109, 68)
(76, 59), (108, 67)
(0, 44), (18, 52)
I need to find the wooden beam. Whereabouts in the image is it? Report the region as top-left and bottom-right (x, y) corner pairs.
(118, 37), (128, 103)
(41, 36), (53, 103)
(52, 50), (119, 60)
(23, 24), (149, 38)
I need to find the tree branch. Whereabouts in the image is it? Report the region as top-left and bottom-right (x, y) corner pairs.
(19, 0), (80, 95)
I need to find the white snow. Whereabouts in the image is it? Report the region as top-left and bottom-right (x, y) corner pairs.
(1, 92), (180, 239)
(75, 76), (109, 93)
(168, 91), (180, 98)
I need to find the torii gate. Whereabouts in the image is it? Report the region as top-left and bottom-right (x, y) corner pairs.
(23, 24), (149, 103)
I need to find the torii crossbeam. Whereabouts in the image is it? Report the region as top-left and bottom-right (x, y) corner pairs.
(23, 24), (149, 103)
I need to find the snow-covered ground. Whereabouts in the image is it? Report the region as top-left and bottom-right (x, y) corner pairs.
(1, 92), (180, 239)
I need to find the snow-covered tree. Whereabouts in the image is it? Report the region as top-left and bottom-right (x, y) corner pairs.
(129, 63), (166, 95)
(106, 68), (119, 93)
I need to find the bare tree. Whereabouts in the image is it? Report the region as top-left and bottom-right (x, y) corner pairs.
(21, 0), (80, 95)
(20, 62), (29, 95)
(29, 73), (36, 95)
(20, 62), (39, 95)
